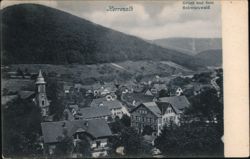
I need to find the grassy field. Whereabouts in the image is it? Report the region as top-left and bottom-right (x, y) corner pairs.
(3, 60), (194, 89)
(1, 78), (35, 94)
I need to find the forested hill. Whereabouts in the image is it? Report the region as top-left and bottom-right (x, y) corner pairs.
(2, 4), (205, 70)
(151, 38), (222, 56)
(195, 49), (222, 66)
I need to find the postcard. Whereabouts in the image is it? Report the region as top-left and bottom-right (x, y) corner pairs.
(1, 0), (248, 158)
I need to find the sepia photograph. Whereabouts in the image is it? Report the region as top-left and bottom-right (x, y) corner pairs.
(1, 0), (225, 158)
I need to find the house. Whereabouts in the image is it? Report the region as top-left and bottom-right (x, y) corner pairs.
(63, 85), (73, 94)
(130, 96), (190, 135)
(90, 97), (130, 118)
(74, 83), (83, 92)
(168, 86), (182, 96)
(100, 83), (117, 96)
(192, 83), (213, 96)
(159, 96), (190, 125)
(132, 83), (145, 93)
(130, 102), (161, 135)
(41, 119), (113, 157)
(144, 83), (167, 96)
(175, 87), (183, 96)
(75, 107), (112, 121)
(91, 82), (117, 97)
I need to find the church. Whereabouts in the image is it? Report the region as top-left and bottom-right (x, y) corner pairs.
(35, 70), (50, 118)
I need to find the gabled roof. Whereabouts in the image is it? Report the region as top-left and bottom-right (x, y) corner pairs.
(91, 97), (123, 110)
(152, 83), (167, 91)
(143, 102), (162, 117)
(130, 102), (161, 118)
(78, 106), (111, 119)
(90, 97), (107, 107)
(41, 119), (112, 144)
(159, 96), (190, 113)
(102, 100), (123, 110)
(123, 93), (154, 106)
(63, 85), (73, 90)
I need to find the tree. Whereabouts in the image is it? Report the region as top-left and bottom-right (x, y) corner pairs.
(188, 88), (223, 123)
(54, 135), (74, 156)
(109, 118), (124, 134)
(46, 78), (64, 120)
(154, 123), (223, 157)
(135, 74), (143, 83)
(120, 127), (143, 157)
(3, 97), (43, 157)
(120, 114), (131, 127)
(159, 89), (170, 97)
(16, 67), (24, 77)
(76, 136), (91, 157)
(142, 125), (154, 136)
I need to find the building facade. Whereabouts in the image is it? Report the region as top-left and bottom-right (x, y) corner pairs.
(41, 119), (113, 158)
(130, 96), (190, 135)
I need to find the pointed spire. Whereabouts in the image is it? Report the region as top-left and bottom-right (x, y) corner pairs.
(36, 70), (46, 84)
(38, 70), (43, 78)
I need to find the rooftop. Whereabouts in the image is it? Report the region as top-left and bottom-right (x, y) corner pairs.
(159, 95), (190, 113)
(78, 106), (111, 119)
(41, 119), (113, 144)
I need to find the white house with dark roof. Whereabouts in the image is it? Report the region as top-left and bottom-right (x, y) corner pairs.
(41, 119), (113, 157)
(159, 95), (190, 126)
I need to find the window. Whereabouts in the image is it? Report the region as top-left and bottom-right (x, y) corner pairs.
(136, 116), (140, 121)
(42, 100), (45, 106)
(96, 141), (101, 148)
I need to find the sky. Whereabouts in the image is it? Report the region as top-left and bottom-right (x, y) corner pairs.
(1, 0), (222, 40)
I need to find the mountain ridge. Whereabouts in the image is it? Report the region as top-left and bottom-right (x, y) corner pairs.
(151, 37), (222, 56)
(2, 4), (206, 70)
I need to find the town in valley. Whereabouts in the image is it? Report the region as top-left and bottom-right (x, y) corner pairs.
(2, 62), (223, 158)
(2, 2), (223, 158)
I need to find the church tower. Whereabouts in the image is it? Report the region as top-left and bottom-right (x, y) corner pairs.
(36, 70), (50, 117)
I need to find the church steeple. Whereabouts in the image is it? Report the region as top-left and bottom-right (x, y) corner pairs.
(36, 70), (46, 85)
(35, 70), (49, 117)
